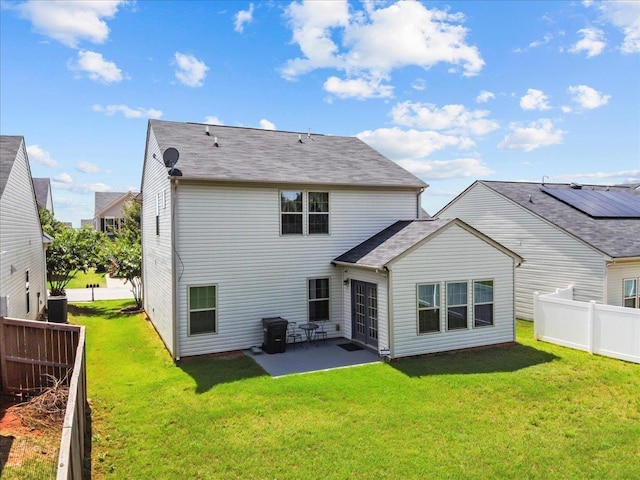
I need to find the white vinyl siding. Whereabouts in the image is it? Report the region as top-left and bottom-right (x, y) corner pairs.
(174, 185), (415, 356)
(439, 182), (606, 320)
(0, 139), (47, 320)
(141, 130), (175, 356)
(389, 223), (516, 358)
(606, 261), (640, 308)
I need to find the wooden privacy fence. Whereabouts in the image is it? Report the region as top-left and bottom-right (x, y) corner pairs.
(534, 288), (640, 364)
(0, 317), (88, 479)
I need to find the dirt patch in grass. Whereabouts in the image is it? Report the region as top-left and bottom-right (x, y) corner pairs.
(0, 397), (60, 478)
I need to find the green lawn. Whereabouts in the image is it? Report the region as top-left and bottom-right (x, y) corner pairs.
(70, 301), (640, 479)
(51, 269), (107, 290)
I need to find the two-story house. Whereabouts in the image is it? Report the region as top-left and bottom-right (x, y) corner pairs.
(94, 191), (139, 236)
(0, 136), (49, 319)
(438, 180), (640, 320)
(141, 120), (521, 360)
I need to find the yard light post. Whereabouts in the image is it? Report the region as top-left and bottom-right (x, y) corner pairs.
(86, 283), (99, 301)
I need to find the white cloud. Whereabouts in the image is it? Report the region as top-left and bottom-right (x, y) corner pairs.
(234, 3), (254, 33)
(174, 52), (209, 87)
(26, 144), (58, 167)
(357, 127), (468, 161)
(54, 172), (73, 184)
(476, 90), (495, 103)
(69, 50), (123, 83)
(282, 1), (484, 99)
(569, 27), (606, 57)
(390, 101), (499, 136)
(204, 116), (224, 125)
(75, 161), (109, 174)
(411, 79), (426, 91)
(567, 84), (611, 109)
(520, 88), (551, 111)
(396, 158), (494, 180)
(551, 169), (640, 184)
(92, 104), (163, 119)
(587, 0), (640, 54)
(259, 119), (276, 130)
(324, 76), (393, 100)
(15, 0), (125, 48)
(498, 119), (566, 152)
(529, 34), (553, 48)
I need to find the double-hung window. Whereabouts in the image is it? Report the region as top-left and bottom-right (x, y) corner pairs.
(308, 192), (329, 234)
(624, 278), (638, 308)
(280, 191), (329, 235)
(446, 282), (468, 330)
(417, 283), (440, 333)
(308, 278), (330, 322)
(281, 191), (303, 234)
(189, 285), (217, 335)
(473, 280), (494, 327)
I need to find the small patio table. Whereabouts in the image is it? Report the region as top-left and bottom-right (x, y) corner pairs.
(298, 323), (319, 347)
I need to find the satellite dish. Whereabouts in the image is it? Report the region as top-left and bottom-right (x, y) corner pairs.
(163, 147), (179, 168)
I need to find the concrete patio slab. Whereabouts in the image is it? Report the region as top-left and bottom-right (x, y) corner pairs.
(246, 338), (382, 377)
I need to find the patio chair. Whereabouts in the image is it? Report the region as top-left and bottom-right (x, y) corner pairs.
(314, 321), (328, 346)
(287, 321), (302, 348)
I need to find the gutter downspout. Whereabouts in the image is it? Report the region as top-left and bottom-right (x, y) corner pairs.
(417, 187), (425, 218)
(385, 266), (394, 359)
(171, 178), (180, 361)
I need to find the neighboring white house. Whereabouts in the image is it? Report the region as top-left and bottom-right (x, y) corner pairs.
(94, 191), (139, 236)
(32, 177), (54, 214)
(438, 181), (640, 320)
(141, 120), (521, 360)
(0, 136), (49, 319)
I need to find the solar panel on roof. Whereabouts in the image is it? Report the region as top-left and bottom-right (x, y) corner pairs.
(541, 187), (640, 218)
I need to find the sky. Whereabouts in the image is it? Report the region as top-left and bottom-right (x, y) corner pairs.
(1, 0), (639, 227)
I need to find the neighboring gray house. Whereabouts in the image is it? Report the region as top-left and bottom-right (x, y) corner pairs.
(438, 181), (640, 320)
(0, 136), (49, 319)
(32, 177), (54, 214)
(94, 191), (138, 236)
(141, 120), (521, 359)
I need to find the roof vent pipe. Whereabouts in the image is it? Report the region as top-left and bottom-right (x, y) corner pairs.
(214, 136), (219, 148)
(298, 134), (303, 144)
(205, 125), (210, 136)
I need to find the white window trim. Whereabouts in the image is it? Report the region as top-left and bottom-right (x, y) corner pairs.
(446, 280), (469, 331)
(279, 190), (330, 236)
(473, 278), (495, 328)
(307, 277), (331, 322)
(416, 283), (441, 335)
(188, 284), (218, 336)
(623, 278), (639, 309)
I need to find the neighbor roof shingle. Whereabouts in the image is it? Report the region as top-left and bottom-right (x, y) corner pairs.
(480, 181), (640, 259)
(32, 177), (51, 209)
(0, 136), (23, 197)
(148, 120), (427, 188)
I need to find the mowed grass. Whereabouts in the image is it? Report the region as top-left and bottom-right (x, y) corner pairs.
(71, 301), (640, 479)
(50, 269), (106, 290)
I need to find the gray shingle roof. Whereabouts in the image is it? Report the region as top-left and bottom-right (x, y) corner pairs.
(94, 191), (136, 215)
(479, 181), (640, 259)
(148, 120), (427, 188)
(333, 218), (522, 268)
(0, 136), (23, 198)
(32, 177), (51, 209)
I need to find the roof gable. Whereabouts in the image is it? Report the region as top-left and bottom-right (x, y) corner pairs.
(32, 177), (52, 210)
(148, 120), (427, 189)
(478, 181), (640, 259)
(95, 191), (137, 216)
(334, 218), (521, 269)
(0, 136), (23, 197)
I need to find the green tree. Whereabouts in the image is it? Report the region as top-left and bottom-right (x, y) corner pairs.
(47, 226), (108, 296)
(106, 198), (143, 309)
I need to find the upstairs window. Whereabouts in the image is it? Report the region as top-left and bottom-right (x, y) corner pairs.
(473, 280), (494, 327)
(308, 192), (329, 234)
(447, 282), (468, 330)
(624, 278), (638, 308)
(417, 283), (440, 333)
(281, 191), (303, 234)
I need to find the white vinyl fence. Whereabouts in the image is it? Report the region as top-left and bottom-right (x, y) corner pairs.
(533, 287), (640, 364)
